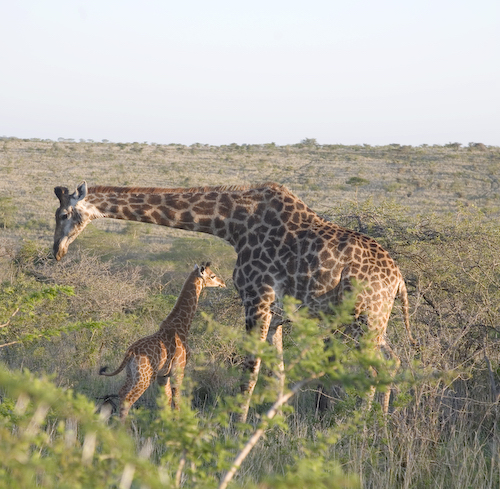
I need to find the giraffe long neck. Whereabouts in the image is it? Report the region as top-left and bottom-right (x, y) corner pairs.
(86, 185), (249, 244)
(159, 272), (203, 335)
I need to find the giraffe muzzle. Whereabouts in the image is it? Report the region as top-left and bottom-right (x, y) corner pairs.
(53, 237), (68, 261)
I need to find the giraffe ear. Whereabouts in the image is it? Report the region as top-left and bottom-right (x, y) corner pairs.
(73, 181), (88, 202)
(194, 264), (200, 271)
(54, 186), (68, 202)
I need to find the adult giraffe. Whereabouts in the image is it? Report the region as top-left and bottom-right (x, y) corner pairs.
(53, 181), (415, 420)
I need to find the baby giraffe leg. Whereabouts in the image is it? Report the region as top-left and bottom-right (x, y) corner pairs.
(119, 385), (148, 420)
(158, 375), (173, 409)
(171, 367), (185, 410)
(118, 358), (153, 420)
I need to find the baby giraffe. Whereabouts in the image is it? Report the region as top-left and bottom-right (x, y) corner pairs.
(99, 262), (225, 420)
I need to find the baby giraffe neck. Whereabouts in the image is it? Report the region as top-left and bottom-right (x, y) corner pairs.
(159, 274), (202, 332)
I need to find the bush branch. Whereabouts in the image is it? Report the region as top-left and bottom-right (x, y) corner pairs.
(0, 307), (19, 328)
(218, 374), (323, 489)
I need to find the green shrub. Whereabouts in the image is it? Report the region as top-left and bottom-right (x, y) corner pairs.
(0, 296), (383, 488)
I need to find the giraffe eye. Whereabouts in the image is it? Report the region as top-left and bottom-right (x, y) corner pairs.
(60, 210), (72, 221)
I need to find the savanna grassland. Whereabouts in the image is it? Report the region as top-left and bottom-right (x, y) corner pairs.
(1, 137), (500, 488)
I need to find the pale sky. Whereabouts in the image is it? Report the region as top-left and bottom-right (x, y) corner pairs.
(1, 1), (499, 146)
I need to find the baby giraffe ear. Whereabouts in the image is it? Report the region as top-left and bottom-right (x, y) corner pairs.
(193, 264), (200, 271)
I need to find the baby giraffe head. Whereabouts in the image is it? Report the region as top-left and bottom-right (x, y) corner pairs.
(196, 262), (226, 289)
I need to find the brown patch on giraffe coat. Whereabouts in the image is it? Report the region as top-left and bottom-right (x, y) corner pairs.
(148, 194), (162, 205)
(122, 207), (135, 220)
(151, 210), (163, 223)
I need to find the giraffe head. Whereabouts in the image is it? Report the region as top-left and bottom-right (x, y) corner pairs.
(196, 262), (226, 289)
(53, 181), (102, 261)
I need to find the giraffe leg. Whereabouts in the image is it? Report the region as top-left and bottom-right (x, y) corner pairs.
(171, 367), (185, 410)
(380, 341), (401, 414)
(315, 337), (335, 414)
(119, 381), (149, 420)
(269, 302), (285, 398)
(238, 300), (274, 424)
(118, 358), (152, 420)
(161, 350), (186, 410)
(163, 376), (173, 409)
(267, 321), (284, 402)
(363, 342), (401, 415)
(239, 356), (262, 423)
(366, 368), (377, 413)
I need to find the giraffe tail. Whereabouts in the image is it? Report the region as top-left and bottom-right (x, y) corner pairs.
(398, 280), (418, 347)
(99, 351), (132, 377)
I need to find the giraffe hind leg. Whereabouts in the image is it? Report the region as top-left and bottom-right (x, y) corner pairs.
(117, 361), (153, 420)
(365, 342), (401, 415)
(163, 376), (173, 409)
(379, 342), (401, 415)
(171, 370), (185, 410)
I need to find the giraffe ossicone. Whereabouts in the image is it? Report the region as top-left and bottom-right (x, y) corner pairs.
(99, 262), (225, 420)
(54, 181), (415, 421)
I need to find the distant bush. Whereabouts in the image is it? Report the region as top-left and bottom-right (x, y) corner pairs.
(299, 138), (318, 147)
(0, 196), (16, 229)
(469, 142), (488, 151)
(346, 176), (370, 186)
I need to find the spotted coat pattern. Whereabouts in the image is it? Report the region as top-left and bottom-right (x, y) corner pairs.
(99, 264), (225, 419)
(54, 182), (414, 419)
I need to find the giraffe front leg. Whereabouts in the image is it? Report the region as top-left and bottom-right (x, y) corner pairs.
(239, 301), (273, 424)
(268, 301), (285, 399)
(267, 319), (284, 402)
(239, 356), (262, 424)
(157, 366), (174, 409)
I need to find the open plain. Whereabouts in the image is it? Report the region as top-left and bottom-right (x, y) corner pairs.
(1, 138), (500, 488)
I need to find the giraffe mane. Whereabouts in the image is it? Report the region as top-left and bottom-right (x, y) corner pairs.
(88, 182), (290, 195)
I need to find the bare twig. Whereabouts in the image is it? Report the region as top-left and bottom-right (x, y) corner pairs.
(0, 307), (19, 328)
(175, 450), (187, 488)
(0, 340), (21, 349)
(0, 331), (45, 349)
(484, 341), (498, 402)
(218, 375), (323, 489)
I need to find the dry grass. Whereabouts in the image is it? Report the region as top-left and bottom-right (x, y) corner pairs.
(1, 138), (500, 246)
(1, 137), (500, 487)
